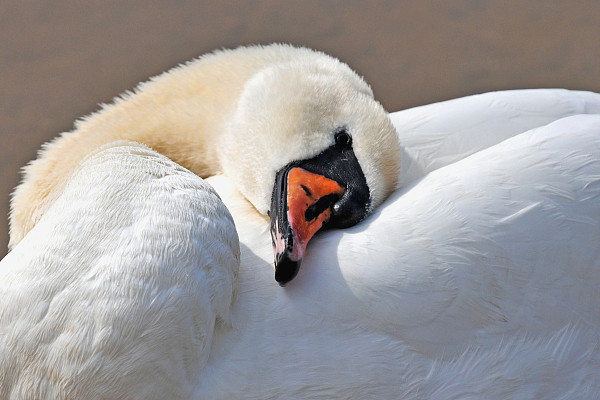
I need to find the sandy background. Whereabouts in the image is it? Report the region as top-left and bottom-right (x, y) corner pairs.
(1, 1), (600, 258)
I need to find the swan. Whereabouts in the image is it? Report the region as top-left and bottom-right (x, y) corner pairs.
(2, 42), (600, 398)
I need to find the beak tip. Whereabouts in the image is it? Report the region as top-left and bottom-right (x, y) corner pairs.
(274, 255), (302, 286)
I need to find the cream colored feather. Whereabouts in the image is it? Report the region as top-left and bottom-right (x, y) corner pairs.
(10, 44), (399, 249)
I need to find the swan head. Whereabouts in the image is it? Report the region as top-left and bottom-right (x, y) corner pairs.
(219, 56), (400, 285)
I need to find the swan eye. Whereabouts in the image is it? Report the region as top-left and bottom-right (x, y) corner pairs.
(334, 129), (352, 150)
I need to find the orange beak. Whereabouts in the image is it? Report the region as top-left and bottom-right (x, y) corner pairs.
(269, 132), (370, 286)
(271, 167), (344, 285)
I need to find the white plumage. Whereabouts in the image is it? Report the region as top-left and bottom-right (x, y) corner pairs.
(393, 88), (600, 186)
(0, 143), (239, 399)
(1, 44), (600, 399)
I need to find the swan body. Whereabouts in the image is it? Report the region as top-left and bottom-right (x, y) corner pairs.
(2, 41), (600, 397)
(3, 111), (600, 398)
(202, 114), (600, 399)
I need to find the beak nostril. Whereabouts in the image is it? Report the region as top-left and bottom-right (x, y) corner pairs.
(300, 184), (312, 197)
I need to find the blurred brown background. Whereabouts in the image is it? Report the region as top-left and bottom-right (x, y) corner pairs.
(1, 1), (599, 258)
